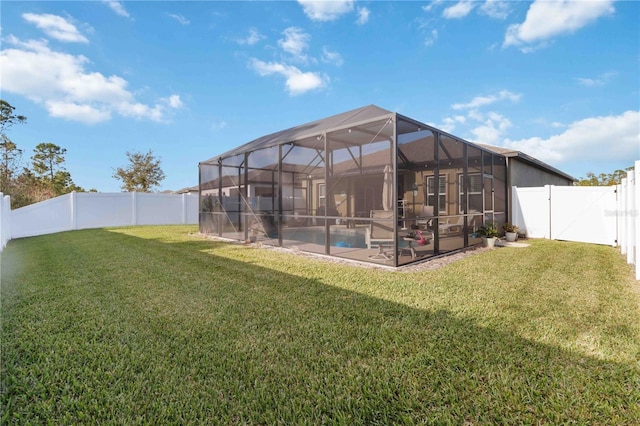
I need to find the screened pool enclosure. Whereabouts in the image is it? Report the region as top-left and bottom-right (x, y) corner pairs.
(199, 105), (507, 267)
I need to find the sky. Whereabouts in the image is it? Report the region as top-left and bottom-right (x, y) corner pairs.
(1, 0), (638, 193)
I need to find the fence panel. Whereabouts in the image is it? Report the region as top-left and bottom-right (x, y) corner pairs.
(631, 162), (639, 279)
(137, 193), (185, 225)
(512, 186), (550, 238)
(0, 193), (11, 250)
(76, 192), (135, 229)
(9, 192), (198, 241)
(550, 186), (617, 246)
(11, 193), (74, 239)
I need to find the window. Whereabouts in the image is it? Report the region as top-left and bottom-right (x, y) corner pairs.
(461, 173), (482, 213)
(318, 183), (326, 207)
(426, 176), (446, 214)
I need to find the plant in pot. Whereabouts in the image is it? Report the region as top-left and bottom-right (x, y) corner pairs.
(478, 222), (499, 248)
(502, 223), (519, 242)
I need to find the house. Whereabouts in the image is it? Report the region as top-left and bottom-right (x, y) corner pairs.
(199, 105), (574, 267)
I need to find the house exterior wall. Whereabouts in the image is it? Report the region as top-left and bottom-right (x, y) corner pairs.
(509, 159), (573, 188)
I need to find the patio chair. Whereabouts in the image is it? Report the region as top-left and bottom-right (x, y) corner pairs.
(366, 210), (395, 261)
(416, 205), (434, 230)
(438, 216), (464, 235)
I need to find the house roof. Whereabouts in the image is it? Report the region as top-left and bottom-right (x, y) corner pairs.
(477, 143), (576, 182)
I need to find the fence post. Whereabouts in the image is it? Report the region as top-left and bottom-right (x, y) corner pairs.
(0, 192), (3, 250)
(182, 193), (187, 224)
(132, 192), (138, 226)
(71, 191), (77, 230)
(627, 170), (635, 266)
(634, 161), (640, 280)
(618, 181), (625, 255)
(546, 185), (552, 240)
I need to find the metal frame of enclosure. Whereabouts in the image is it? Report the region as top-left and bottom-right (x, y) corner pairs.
(199, 105), (507, 267)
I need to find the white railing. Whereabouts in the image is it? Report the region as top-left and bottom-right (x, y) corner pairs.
(512, 160), (640, 280)
(0, 192), (198, 247)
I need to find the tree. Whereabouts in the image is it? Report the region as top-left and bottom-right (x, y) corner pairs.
(11, 167), (55, 208)
(32, 142), (67, 183)
(576, 168), (632, 186)
(0, 99), (27, 134)
(0, 137), (23, 194)
(113, 150), (165, 192)
(0, 100), (27, 194)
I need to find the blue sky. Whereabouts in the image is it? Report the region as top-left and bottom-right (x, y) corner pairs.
(1, 0), (638, 192)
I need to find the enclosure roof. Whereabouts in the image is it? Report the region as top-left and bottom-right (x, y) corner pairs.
(201, 104), (394, 164)
(200, 104), (575, 182)
(477, 143), (576, 182)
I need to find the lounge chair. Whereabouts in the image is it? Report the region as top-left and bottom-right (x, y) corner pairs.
(366, 210), (394, 261)
(438, 216), (464, 235)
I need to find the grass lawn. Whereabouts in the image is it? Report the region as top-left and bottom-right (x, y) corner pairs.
(1, 225), (639, 424)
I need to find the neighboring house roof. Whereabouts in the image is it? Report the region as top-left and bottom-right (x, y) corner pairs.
(173, 185), (199, 194)
(477, 143), (576, 182)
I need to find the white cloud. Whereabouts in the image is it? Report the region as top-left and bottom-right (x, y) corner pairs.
(422, 1), (444, 13)
(504, 111), (640, 164)
(503, 0), (614, 51)
(443, 1), (475, 19)
(576, 71), (617, 87)
(439, 115), (466, 133)
(211, 120), (227, 131)
(162, 95), (184, 109)
(236, 28), (264, 46)
(424, 29), (438, 47)
(452, 90), (521, 110)
(356, 7), (370, 25)
(249, 58), (328, 96)
(46, 101), (111, 124)
(22, 13), (88, 43)
(278, 27), (310, 60)
(168, 13), (190, 25)
(442, 91), (518, 142)
(297, 0), (355, 22)
(470, 112), (512, 144)
(321, 47), (343, 67)
(0, 36), (181, 124)
(103, 0), (131, 18)
(479, 0), (510, 20)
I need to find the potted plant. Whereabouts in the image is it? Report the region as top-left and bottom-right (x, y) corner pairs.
(502, 223), (519, 242)
(478, 222), (499, 248)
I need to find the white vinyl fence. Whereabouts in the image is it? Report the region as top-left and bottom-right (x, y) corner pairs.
(512, 160), (640, 280)
(0, 193), (11, 250)
(0, 192), (198, 246)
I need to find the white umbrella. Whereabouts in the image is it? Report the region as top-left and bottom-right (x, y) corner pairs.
(382, 164), (393, 211)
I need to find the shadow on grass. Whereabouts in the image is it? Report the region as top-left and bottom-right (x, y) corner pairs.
(2, 228), (639, 424)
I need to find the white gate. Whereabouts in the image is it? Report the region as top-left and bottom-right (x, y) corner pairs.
(512, 185), (616, 246)
(549, 186), (617, 246)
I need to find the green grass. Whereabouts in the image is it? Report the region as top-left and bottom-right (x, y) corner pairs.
(2, 225), (639, 424)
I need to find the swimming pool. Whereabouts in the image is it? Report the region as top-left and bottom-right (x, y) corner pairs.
(281, 227), (366, 248)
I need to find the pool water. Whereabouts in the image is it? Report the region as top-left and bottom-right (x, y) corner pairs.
(282, 228), (366, 248)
